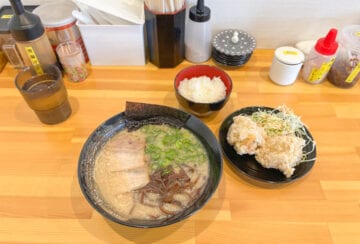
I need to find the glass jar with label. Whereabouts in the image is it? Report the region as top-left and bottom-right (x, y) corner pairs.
(327, 25), (360, 88)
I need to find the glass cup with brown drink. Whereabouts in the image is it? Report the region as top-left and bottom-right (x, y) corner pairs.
(14, 64), (72, 124)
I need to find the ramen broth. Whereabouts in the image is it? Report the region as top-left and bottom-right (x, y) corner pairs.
(94, 124), (210, 221)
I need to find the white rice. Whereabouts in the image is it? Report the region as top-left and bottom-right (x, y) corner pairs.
(178, 75), (227, 103)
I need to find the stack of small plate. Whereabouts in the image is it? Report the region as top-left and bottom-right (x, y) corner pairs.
(212, 29), (256, 67)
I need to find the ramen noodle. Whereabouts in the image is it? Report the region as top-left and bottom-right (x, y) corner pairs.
(94, 124), (209, 221)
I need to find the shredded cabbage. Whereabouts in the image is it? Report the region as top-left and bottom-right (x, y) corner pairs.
(248, 105), (316, 164)
(250, 105), (305, 136)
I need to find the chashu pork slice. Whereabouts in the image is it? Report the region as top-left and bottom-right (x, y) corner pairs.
(107, 150), (146, 172)
(103, 131), (147, 171)
(109, 166), (150, 194)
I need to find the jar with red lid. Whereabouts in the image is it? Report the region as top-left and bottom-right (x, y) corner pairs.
(33, 1), (88, 61)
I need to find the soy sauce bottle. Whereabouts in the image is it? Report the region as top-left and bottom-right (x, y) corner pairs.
(8, 0), (57, 74)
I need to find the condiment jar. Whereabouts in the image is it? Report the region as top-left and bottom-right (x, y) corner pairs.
(302, 28), (338, 84)
(327, 25), (360, 88)
(33, 1), (88, 61)
(269, 46), (305, 86)
(56, 41), (88, 82)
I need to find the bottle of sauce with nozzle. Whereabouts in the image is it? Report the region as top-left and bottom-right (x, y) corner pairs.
(302, 28), (338, 84)
(185, 0), (211, 63)
(8, 0), (57, 74)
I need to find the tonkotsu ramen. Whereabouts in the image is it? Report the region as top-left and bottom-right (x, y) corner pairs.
(94, 124), (209, 221)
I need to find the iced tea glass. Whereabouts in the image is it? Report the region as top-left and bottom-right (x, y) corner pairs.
(14, 64), (72, 124)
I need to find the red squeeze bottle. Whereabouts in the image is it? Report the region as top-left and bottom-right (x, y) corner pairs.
(302, 28), (338, 84)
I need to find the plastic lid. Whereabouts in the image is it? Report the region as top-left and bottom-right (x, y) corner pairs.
(33, 1), (77, 27)
(189, 0), (210, 22)
(339, 25), (360, 52)
(314, 28), (338, 55)
(275, 46), (304, 65)
(212, 29), (256, 56)
(8, 0), (44, 41)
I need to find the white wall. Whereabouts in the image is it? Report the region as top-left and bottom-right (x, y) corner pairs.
(2, 0), (359, 48)
(189, 0), (360, 48)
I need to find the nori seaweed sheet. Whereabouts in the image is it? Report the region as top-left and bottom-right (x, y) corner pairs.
(124, 101), (191, 131)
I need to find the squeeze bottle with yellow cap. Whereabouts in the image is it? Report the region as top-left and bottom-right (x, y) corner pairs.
(8, 0), (57, 74)
(302, 28), (338, 84)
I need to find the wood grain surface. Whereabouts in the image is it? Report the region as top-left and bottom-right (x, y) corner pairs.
(0, 50), (359, 243)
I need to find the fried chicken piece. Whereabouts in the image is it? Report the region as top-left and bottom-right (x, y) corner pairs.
(255, 135), (305, 177)
(227, 115), (266, 155)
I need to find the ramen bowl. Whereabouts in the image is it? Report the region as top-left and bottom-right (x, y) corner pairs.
(78, 102), (222, 228)
(174, 65), (232, 117)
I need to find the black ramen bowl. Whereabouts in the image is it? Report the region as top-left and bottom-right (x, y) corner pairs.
(174, 65), (232, 117)
(219, 106), (316, 188)
(78, 102), (223, 228)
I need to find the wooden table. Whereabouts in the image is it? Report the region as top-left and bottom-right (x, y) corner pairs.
(0, 50), (359, 243)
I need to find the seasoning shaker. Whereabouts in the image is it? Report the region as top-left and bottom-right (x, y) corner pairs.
(56, 41), (88, 82)
(8, 0), (57, 74)
(185, 0), (211, 63)
(327, 25), (360, 88)
(269, 46), (305, 86)
(302, 28), (338, 84)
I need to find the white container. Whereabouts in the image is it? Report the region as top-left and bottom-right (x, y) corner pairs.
(75, 0), (146, 66)
(269, 46), (305, 86)
(185, 0), (211, 63)
(77, 23), (145, 66)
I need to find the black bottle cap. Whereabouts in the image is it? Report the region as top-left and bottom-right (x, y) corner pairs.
(8, 0), (44, 41)
(189, 0), (210, 22)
